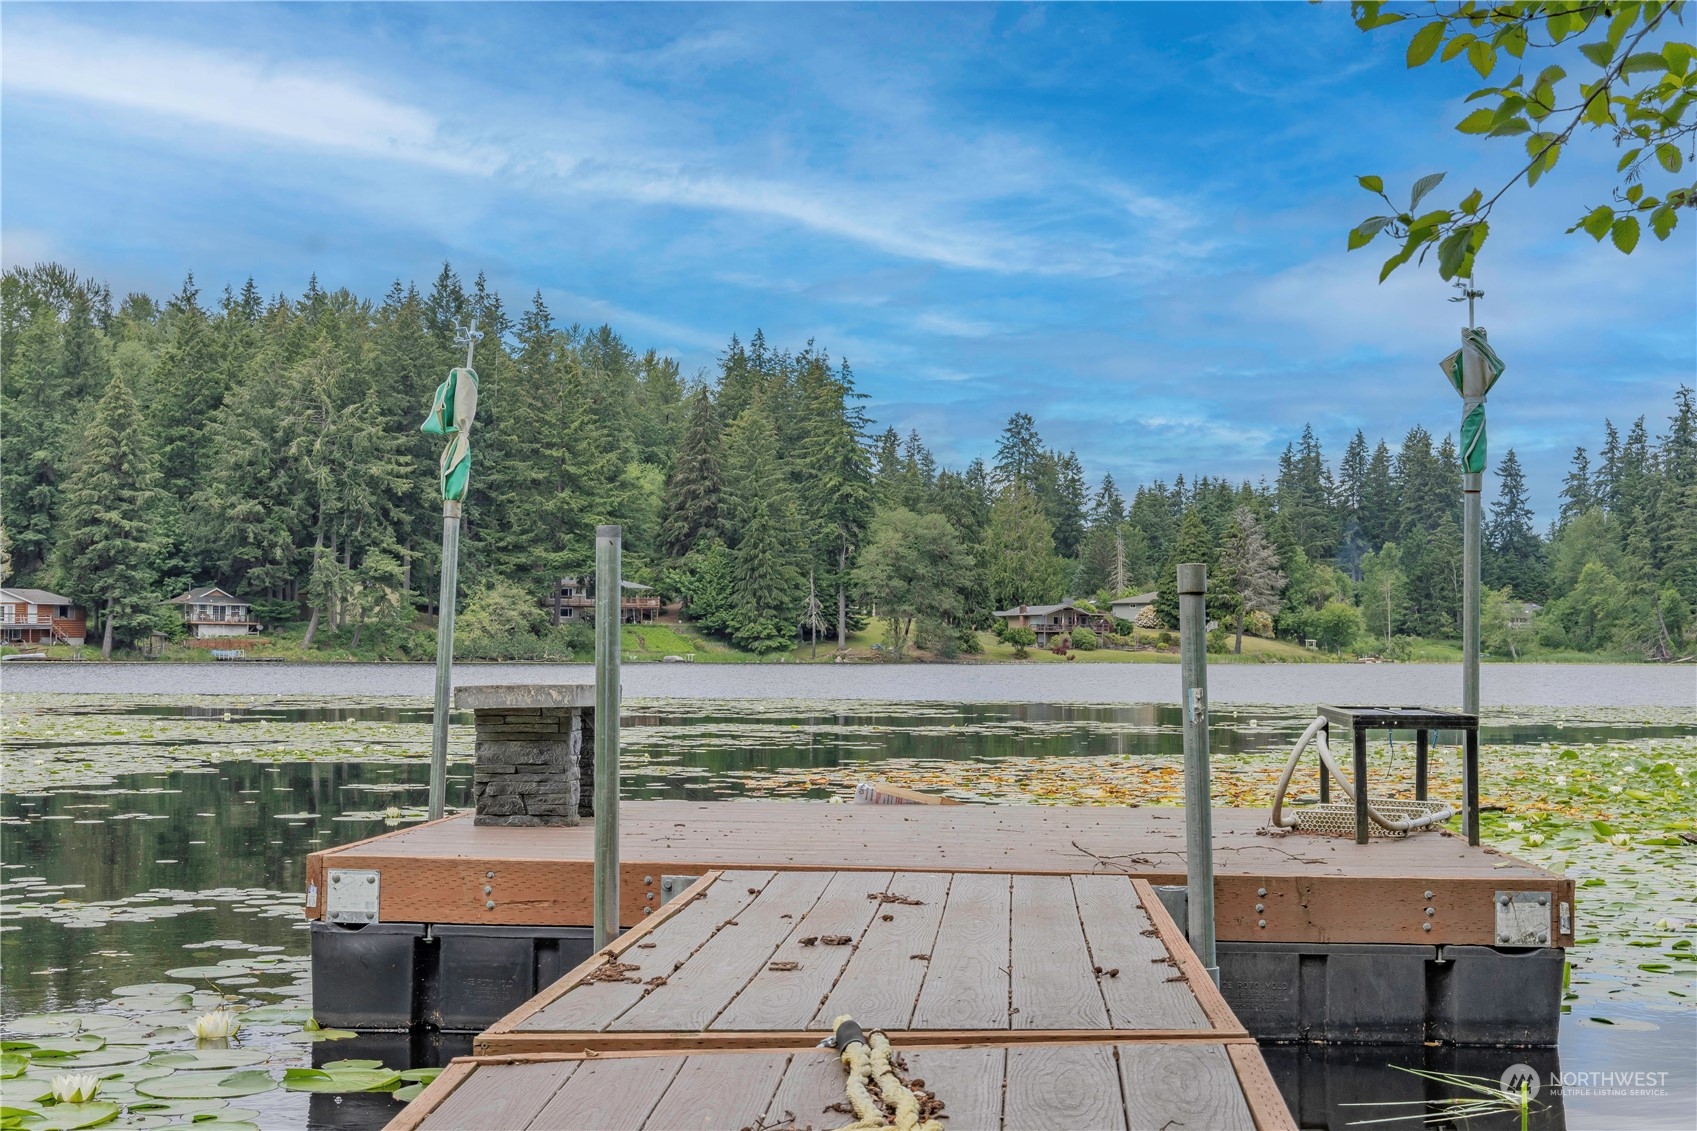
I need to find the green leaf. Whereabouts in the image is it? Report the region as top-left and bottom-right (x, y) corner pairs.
(1437, 227), (1472, 280)
(1583, 91), (1615, 126)
(1468, 40), (1496, 77)
(1488, 117), (1530, 136)
(1502, 23), (1528, 59)
(1666, 42), (1694, 77)
(1358, 174), (1384, 194)
(1465, 86), (1501, 103)
(1611, 215), (1641, 253)
(1656, 143), (1684, 173)
(1458, 188), (1483, 215)
(1607, 7), (1638, 49)
(1650, 204), (1679, 240)
(1409, 172), (1447, 210)
(281, 1067), (401, 1093)
(1379, 241), (1416, 282)
(1407, 21), (1445, 67)
(1579, 41), (1615, 67)
(1626, 183), (1644, 203)
(1457, 108), (1497, 133)
(1442, 32), (1476, 63)
(1621, 51), (1669, 76)
(1349, 217), (1393, 250)
(135, 1071), (277, 1100)
(1527, 141), (1561, 187)
(1617, 147), (1644, 171)
(24, 1101), (121, 1131)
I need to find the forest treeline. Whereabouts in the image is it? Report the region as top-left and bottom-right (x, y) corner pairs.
(2, 262), (1692, 660)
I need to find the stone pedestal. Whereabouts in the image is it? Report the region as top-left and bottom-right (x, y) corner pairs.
(456, 685), (596, 827)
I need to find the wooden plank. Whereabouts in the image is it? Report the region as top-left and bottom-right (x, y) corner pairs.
(761, 1049), (851, 1131)
(1118, 1042), (1254, 1131)
(412, 1059), (576, 1130)
(524, 1054), (686, 1130)
(478, 1026), (1236, 1057)
(613, 870), (834, 1032)
(501, 871), (750, 1034)
(902, 1046), (1005, 1130)
(1002, 1043), (1124, 1130)
(1136, 879), (1244, 1035)
(1009, 874), (1110, 1031)
(1070, 875), (1208, 1032)
(713, 871), (893, 1031)
(385, 1058), (477, 1131)
(1227, 1041), (1299, 1131)
(911, 872), (1011, 1031)
(817, 871), (952, 1029)
(638, 1051), (790, 1130)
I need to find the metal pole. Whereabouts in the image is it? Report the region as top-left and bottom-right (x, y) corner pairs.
(593, 525), (622, 950)
(427, 500), (461, 820)
(1177, 563), (1217, 984)
(1463, 472), (1481, 717)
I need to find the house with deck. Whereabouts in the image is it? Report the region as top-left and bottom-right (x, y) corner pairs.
(0, 588), (86, 646)
(991, 600), (1113, 646)
(547, 577), (662, 625)
(167, 587), (260, 638)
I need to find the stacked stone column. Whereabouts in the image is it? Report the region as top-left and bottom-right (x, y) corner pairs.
(456, 685), (597, 827)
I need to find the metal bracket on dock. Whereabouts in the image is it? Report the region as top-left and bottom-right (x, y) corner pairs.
(1494, 890), (1551, 947)
(658, 875), (701, 907)
(326, 869), (381, 926)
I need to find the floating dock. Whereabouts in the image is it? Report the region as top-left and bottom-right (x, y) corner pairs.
(387, 1043), (1294, 1131)
(390, 867), (1295, 1130)
(309, 802), (1569, 1045)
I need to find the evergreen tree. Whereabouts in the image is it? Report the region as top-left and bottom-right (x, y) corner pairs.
(983, 487), (1066, 610)
(1558, 447), (1594, 529)
(992, 412), (1042, 493)
(797, 361), (874, 649)
(1154, 507), (1216, 629)
(1485, 449), (1543, 598)
(52, 374), (158, 657)
(722, 408), (805, 652)
(1217, 507), (1286, 653)
(661, 388), (722, 559)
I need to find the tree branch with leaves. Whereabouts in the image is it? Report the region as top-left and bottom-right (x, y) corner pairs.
(1349, 0), (1694, 280)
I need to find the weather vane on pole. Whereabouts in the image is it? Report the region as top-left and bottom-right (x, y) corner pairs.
(1448, 276), (1484, 329)
(422, 317), (484, 820)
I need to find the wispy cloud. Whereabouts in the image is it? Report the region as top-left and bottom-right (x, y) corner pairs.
(2, 21), (496, 174)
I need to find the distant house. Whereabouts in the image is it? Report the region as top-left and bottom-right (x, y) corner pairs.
(991, 600), (1113, 647)
(1507, 601), (1541, 630)
(0, 588), (86, 646)
(168, 587), (259, 638)
(547, 577), (661, 625)
(1108, 591), (1158, 623)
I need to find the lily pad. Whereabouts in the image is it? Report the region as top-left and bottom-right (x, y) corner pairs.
(317, 1060), (384, 1072)
(122, 1099), (229, 1117)
(280, 1067), (401, 1093)
(22, 1101), (121, 1130)
(0, 1053), (26, 1079)
(162, 968), (235, 981)
(232, 1005), (308, 1024)
(49, 1048), (148, 1068)
(146, 1050), (267, 1070)
(110, 985), (194, 998)
(134, 1070), (275, 1100)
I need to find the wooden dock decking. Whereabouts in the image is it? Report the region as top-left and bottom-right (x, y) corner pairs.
(478, 870), (1240, 1055)
(307, 801), (1573, 948)
(387, 1043), (1296, 1131)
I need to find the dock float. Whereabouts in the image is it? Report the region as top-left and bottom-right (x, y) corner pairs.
(309, 801), (1570, 1044)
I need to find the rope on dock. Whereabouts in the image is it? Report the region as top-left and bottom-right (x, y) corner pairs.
(828, 1015), (943, 1131)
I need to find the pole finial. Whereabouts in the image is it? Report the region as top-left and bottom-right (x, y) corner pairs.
(1448, 276), (1484, 329)
(453, 317), (484, 370)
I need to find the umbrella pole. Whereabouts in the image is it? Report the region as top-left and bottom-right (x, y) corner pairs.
(428, 499), (461, 820)
(1177, 562), (1217, 985)
(1463, 474), (1481, 719)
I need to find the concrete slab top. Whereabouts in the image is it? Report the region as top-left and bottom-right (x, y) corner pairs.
(456, 684), (598, 710)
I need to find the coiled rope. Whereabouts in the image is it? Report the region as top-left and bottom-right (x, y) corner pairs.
(828, 1015), (942, 1131)
(1269, 716), (1456, 835)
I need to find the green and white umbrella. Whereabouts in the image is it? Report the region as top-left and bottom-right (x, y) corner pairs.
(1439, 326), (1505, 476)
(421, 366), (479, 502)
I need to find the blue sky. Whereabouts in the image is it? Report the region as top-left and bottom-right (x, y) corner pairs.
(4, 2), (1692, 521)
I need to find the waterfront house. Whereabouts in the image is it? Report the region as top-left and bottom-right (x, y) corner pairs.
(991, 600), (1113, 646)
(1108, 591), (1158, 623)
(1507, 601), (1541, 630)
(0, 588), (86, 646)
(547, 577), (662, 625)
(167, 587), (260, 638)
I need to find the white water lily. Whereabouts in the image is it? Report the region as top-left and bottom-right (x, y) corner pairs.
(1525, 833), (1546, 847)
(51, 1073), (101, 1103)
(1609, 833), (1632, 847)
(382, 806), (403, 819)
(1506, 821), (1525, 833)
(191, 1008), (240, 1040)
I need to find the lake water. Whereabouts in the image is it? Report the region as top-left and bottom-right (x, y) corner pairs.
(4, 659), (1694, 707)
(3, 673), (1694, 1129)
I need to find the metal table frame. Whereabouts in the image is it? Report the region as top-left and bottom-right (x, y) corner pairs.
(1316, 706), (1480, 846)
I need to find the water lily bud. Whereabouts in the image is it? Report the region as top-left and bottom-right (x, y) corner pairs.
(190, 1008), (239, 1040)
(51, 1073), (100, 1103)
